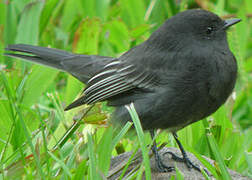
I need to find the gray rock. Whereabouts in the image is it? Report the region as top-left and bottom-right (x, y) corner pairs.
(108, 147), (250, 180)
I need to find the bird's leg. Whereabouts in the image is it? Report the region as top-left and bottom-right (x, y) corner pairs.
(150, 130), (174, 172)
(165, 132), (202, 172)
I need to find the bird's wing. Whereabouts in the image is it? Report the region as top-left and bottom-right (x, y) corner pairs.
(65, 59), (159, 110)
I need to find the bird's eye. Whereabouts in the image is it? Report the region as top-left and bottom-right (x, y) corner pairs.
(206, 27), (213, 34)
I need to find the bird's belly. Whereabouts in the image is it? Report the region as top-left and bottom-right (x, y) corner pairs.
(112, 89), (207, 131)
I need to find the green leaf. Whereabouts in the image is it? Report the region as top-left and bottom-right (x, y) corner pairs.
(95, 0), (111, 21)
(73, 18), (101, 54)
(73, 160), (88, 180)
(60, 0), (82, 30)
(65, 76), (83, 105)
(120, 0), (146, 28)
(39, 0), (59, 36)
(22, 66), (58, 107)
(103, 20), (130, 52)
(15, 1), (44, 44)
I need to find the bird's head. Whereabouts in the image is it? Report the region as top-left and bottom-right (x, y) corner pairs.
(148, 9), (241, 49)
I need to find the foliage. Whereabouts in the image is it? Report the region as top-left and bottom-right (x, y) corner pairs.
(0, 0), (251, 179)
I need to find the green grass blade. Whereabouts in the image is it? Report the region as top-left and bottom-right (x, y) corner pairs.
(175, 167), (184, 180)
(111, 122), (132, 149)
(97, 126), (113, 176)
(52, 105), (93, 150)
(48, 151), (72, 178)
(118, 146), (139, 179)
(245, 152), (252, 176)
(192, 150), (218, 178)
(87, 133), (99, 180)
(125, 103), (151, 180)
(1, 71), (45, 178)
(203, 120), (232, 180)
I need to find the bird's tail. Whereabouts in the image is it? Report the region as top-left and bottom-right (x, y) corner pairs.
(4, 44), (114, 83)
(4, 44), (74, 70)
(4, 44), (115, 110)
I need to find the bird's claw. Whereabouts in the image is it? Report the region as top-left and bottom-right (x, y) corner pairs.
(164, 151), (210, 176)
(156, 158), (174, 172)
(164, 151), (185, 162)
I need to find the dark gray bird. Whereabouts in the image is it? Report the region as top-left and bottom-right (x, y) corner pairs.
(4, 9), (241, 172)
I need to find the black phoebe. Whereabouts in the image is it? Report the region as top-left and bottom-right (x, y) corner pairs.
(4, 9), (241, 172)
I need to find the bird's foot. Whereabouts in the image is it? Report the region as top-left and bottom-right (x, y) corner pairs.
(155, 154), (174, 172)
(150, 130), (174, 172)
(164, 151), (198, 169)
(164, 151), (210, 176)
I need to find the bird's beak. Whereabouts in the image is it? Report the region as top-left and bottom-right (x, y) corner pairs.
(223, 18), (241, 29)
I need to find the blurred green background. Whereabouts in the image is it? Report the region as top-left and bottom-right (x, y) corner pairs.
(0, 0), (251, 179)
